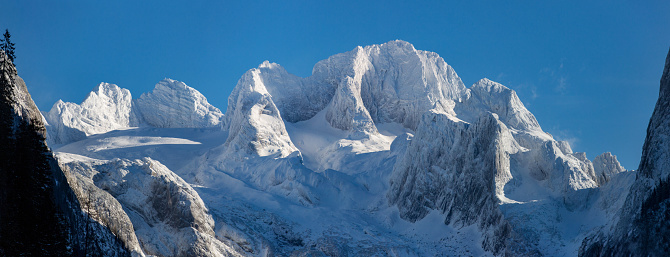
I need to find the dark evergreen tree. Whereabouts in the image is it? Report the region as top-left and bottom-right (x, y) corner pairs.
(0, 29), (16, 64)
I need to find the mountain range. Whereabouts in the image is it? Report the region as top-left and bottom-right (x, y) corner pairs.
(1, 40), (668, 256)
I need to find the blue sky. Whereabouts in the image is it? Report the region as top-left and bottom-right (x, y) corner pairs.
(2, 1), (669, 169)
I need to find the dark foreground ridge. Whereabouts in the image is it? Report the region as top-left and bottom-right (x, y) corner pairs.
(0, 50), (130, 256)
(580, 47), (670, 256)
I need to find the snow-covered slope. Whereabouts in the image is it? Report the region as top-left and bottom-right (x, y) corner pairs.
(40, 40), (647, 256)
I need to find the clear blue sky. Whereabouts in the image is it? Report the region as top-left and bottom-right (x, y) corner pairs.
(2, 1), (669, 169)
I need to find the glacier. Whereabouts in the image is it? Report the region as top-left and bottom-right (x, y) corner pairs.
(24, 40), (667, 256)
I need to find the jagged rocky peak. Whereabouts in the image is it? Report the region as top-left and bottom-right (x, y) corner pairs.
(44, 78), (224, 145)
(388, 109), (524, 255)
(459, 78), (542, 133)
(230, 40), (467, 134)
(44, 82), (139, 145)
(314, 40), (467, 130)
(593, 152), (625, 185)
(136, 78), (223, 128)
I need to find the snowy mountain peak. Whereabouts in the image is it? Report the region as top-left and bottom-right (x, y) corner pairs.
(593, 152), (625, 185)
(44, 79), (223, 145)
(383, 39), (415, 49)
(136, 78), (223, 128)
(223, 68), (298, 158)
(44, 82), (138, 145)
(305, 40), (467, 130)
(259, 60), (281, 69)
(463, 78), (542, 132)
(91, 82), (128, 98)
(472, 78), (507, 92)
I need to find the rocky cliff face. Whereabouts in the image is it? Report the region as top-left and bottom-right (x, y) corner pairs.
(388, 110), (526, 255)
(580, 48), (670, 257)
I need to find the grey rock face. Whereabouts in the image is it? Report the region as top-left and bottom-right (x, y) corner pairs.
(61, 164), (144, 255)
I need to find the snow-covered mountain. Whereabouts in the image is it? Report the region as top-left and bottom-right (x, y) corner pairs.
(137, 79), (223, 129)
(44, 83), (139, 145)
(43, 78), (223, 146)
(19, 41), (668, 256)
